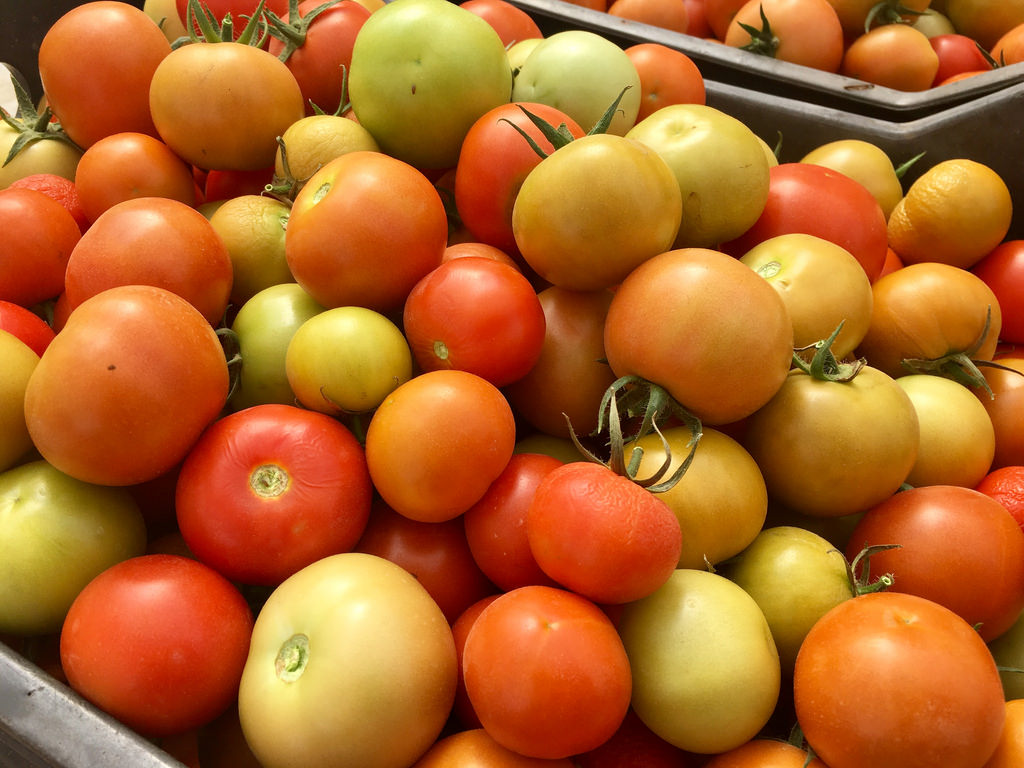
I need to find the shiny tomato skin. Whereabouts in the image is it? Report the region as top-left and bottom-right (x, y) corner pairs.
(930, 32), (994, 86)
(974, 357), (1024, 469)
(459, 0), (544, 47)
(413, 727), (575, 767)
(793, 591), (1006, 768)
(60, 553), (254, 738)
(846, 485), (1024, 642)
(403, 256), (546, 387)
(175, 404), (373, 586)
(724, 0), (845, 72)
(972, 240), (1024, 344)
(24, 285), (230, 486)
(0, 301), (55, 357)
(624, 44), (706, 123)
(462, 585), (632, 759)
(38, 2), (171, 148)
(841, 24), (940, 91)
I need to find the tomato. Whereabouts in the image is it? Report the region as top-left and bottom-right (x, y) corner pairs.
(526, 461), (682, 604)
(510, 30), (642, 136)
(742, 362), (920, 518)
(454, 102), (586, 258)
(625, 104), (770, 249)
(847, 485), (1024, 642)
(174, 0), (291, 33)
(702, 738), (827, 767)
(723, 162), (889, 283)
(930, 32), (994, 85)
(945, 0), (1024, 50)
(0, 122), (82, 189)
(624, 44), (706, 123)
(0, 187), (81, 308)
(0, 300), (55, 358)
(403, 257), (546, 387)
(608, 0), (690, 33)
(617, 569), (781, 754)
(272, 113), (381, 200)
(459, 0), (544, 47)
(176, 404), (373, 586)
(841, 24), (940, 91)
(285, 305), (413, 415)
(228, 282), (324, 411)
(504, 286), (617, 439)
(739, 233), (874, 359)
(5, 172), (87, 234)
(513, 134), (682, 291)
(285, 150), (449, 312)
(442, 241), (521, 268)
(575, 707), (694, 767)
(413, 727), (576, 767)
(238, 552), (457, 768)
(973, 357), (1024, 470)
(991, 22), (1024, 65)
(855, 261), (1002, 381)
(704, 0), (750, 38)
(450, 595), (501, 729)
(72, 131), (196, 223)
(355, 498), (498, 623)
(462, 452), (564, 592)
(972, 240), (1024, 344)
(793, 591), (1006, 768)
(462, 585), (632, 759)
(895, 374), (995, 488)
(348, 0), (513, 170)
(60, 554), (254, 738)
(799, 138), (905, 220)
(149, 37), (305, 171)
(144, 0), (189, 42)
(629, 426), (768, 570)
(364, 370), (517, 522)
(37, 1), (171, 148)
(24, 285), (230, 486)
(0, 459), (147, 636)
(989, 610), (1024, 701)
(724, 0), (845, 73)
(827, 0), (932, 36)
(266, 0), (372, 116)
(604, 247), (794, 426)
(64, 196), (234, 325)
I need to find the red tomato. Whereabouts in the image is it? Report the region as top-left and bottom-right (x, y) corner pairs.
(462, 585), (632, 759)
(175, 0), (291, 37)
(266, 0), (372, 116)
(975, 465), (1024, 532)
(73, 131), (197, 223)
(930, 32), (994, 86)
(450, 595), (501, 729)
(0, 187), (81, 308)
(441, 241), (522, 268)
(175, 404), (374, 586)
(37, 1), (171, 148)
(24, 285), (230, 486)
(683, 0), (713, 37)
(847, 485), (1024, 641)
(624, 44), (706, 123)
(454, 102), (586, 259)
(285, 150), (449, 312)
(722, 162), (889, 283)
(402, 257), (546, 387)
(203, 166), (276, 204)
(7, 173), (89, 233)
(575, 707), (695, 767)
(365, 370), (517, 523)
(463, 452), (565, 592)
(704, 0), (750, 38)
(459, 0), (544, 47)
(972, 240), (1024, 344)
(60, 554), (254, 738)
(64, 196), (234, 325)
(793, 591), (1006, 768)
(0, 301), (55, 357)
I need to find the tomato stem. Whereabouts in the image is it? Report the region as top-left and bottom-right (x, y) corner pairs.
(0, 72), (82, 167)
(737, 4), (780, 59)
(899, 305), (999, 396)
(842, 543), (900, 596)
(275, 634), (310, 682)
(792, 322), (866, 382)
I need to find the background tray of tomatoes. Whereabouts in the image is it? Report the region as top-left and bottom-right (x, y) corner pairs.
(0, 640), (186, 768)
(508, 0), (1024, 119)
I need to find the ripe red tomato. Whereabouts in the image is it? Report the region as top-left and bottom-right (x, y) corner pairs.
(355, 498), (498, 623)
(624, 43), (706, 123)
(0, 301), (55, 357)
(6, 173), (89, 233)
(575, 707), (695, 767)
(0, 187), (81, 308)
(459, 0), (544, 47)
(403, 256), (546, 387)
(793, 591), (1006, 768)
(24, 285), (230, 486)
(37, 1), (171, 148)
(63, 196), (234, 326)
(60, 554), (254, 738)
(527, 461), (683, 604)
(722, 162), (889, 283)
(929, 32), (994, 86)
(449, 595), (500, 729)
(175, 0), (291, 33)
(175, 404), (374, 586)
(972, 240), (1024, 344)
(462, 585), (632, 759)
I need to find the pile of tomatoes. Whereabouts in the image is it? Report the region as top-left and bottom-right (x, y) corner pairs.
(3, 0), (1024, 766)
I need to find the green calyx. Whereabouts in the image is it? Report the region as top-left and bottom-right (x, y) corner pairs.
(863, 0), (925, 32)
(0, 72), (81, 167)
(792, 322), (866, 382)
(737, 4), (780, 59)
(176, 0), (271, 47)
(265, 0), (344, 63)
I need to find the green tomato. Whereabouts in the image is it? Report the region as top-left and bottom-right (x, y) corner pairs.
(626, 103), (770, 248)
(238, 552), (458, 768)
(719, 525), (855, 676)
(0, 460), (147, 635)
(285, 305), (413, 415)
(229, 283), (325, 412)
(0, 330), (39, 473)
(0, 123), (82, 189)
(511, 30), (641, 136)
(348, 0), (513, 170)
(617, 568), (781, 754)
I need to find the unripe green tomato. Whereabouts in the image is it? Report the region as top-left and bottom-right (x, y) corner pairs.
(0, 124), (82, 188)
